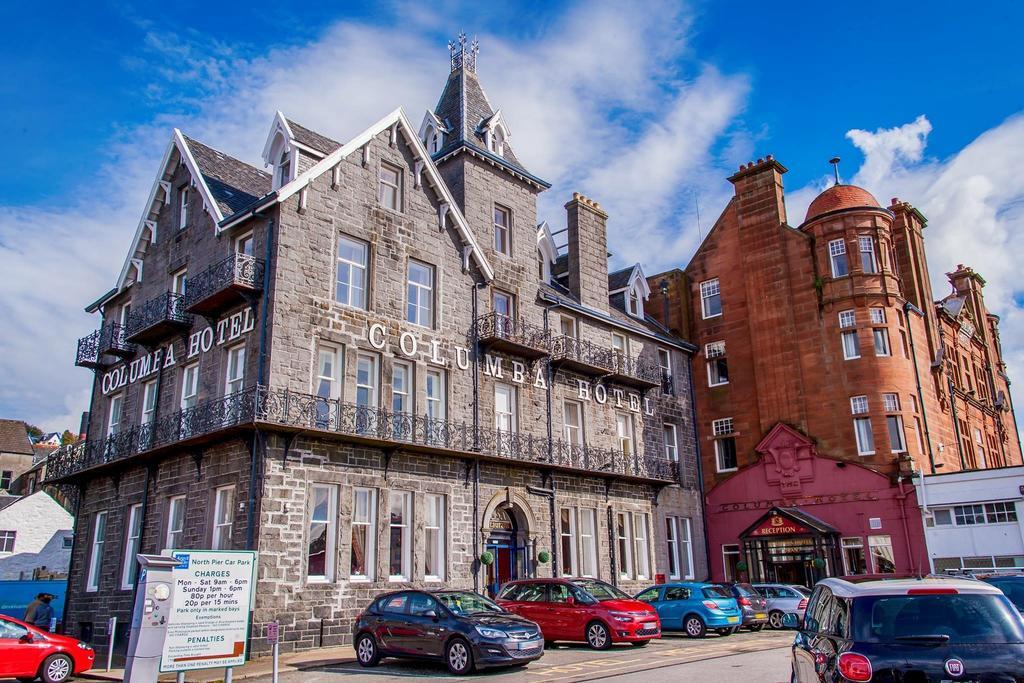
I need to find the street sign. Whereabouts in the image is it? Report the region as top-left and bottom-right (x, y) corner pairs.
(267, 622), (279, 645)
(158, 550), (257, 673)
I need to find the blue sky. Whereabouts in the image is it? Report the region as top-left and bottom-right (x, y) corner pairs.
(2, 0), (1024, 429)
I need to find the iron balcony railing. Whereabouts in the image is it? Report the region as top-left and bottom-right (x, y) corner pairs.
(45, 385), (678, 483)
(550, 335), (616, 374)
(76, 323), (136, 368)
(125, 292), (192, 343)
(474, 312), (551, 359)
(608, 353), (664, 388)
(184, 253), (265, 314)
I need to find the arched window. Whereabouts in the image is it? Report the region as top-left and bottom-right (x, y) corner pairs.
(628, 289), (641, 317)
(277, 148), (292, 188)
(493, 127), (506, 156)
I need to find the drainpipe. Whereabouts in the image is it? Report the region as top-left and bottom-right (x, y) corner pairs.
(542, 305), (559, 576)
(247, 218), (274, 551)
(686, 354), (712, 581)
(904, 302), (937, 473)
(129, 464), (154, 610)
(472, 282), (482, 592)
(896, 477), (918, 574)
(60, 484), (83, 635)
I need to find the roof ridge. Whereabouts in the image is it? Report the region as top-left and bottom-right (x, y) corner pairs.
(181, 134), (270, 178)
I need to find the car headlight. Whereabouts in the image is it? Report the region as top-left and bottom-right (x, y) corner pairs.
(609, 611), (634, 623)
(475, 626), (507, 639)
(77, 641), (93, 650)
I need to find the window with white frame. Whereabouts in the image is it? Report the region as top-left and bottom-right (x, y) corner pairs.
(276, 149), (291, 188)
(426, 370), (446, 429)
(0, 471), (11, 492)
(873, 327), (891, 356)
(492, 289), (514, 319)
(842, 329), (861, 360)
(425, 493), (445, 581)
(225, 345), (245, 395)
(666, 516), (693, 580)
(86, 511), (107, 592)
(713, 417), (737, 471)
(495, 383), (517, 434)
(172, 268), (187, 296)
(859, 236), (878, 274)
(180, 363), (199, 410)
(307, 484), (337, 581)
(392, 361), (413, 416)
(829, 239), (849, 277)
(579, 508), (598, 578)
(870, 308), (886, 324)
(839, 310), (856, 328)
(0, 530), (14, 553)
(616, 413), (635, 456)
(563, 400), (583, 445)
(713, 417), (734, 436)
(559, 315), (577, 338)
(406, 260), (435, 327)
(351, 487), (377, 580)
(984, 501), (1018, 523)
(868, 535), (895, 573)
(883, 393), (906, 453)
(841, 537), (867, 574)
(120, 503), (143, 590)
(666, 516), (681, 579)
(617, 512), (634, 579)
(658, 348), (672, 383)
(178, 186), (190, 230)
(388, 491), (412, 581)
(335, 236), (368, 309)
(166, 496), (185, 550)
(315, 343), (342, 400)
(663, 423), (679, 461)
(974, 428), (987, 468)
(611, 332), (628, 356)
(851, 396), (874, 455)
(379, 163), (402, 211)
(633, 513), (651, 580)
(700, 279), (722, 318)
(722, 543), (741, 582)
(140, 380), (158, 426)
(706, 341), (728, 386)
(235, 232), (254, 257)
(212, 486), (234, 550)
(559, 508), (578, 576)
(107, 393), (124, 437)
(355, 353), (378, 408)
(494, 205), (511, 256)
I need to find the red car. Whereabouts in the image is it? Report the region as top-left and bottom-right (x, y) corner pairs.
(496, 578), (661, 649)
(0, 615), (95, 682)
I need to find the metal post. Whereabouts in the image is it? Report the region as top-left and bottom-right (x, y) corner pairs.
(272, 640), (280, 683)
(224, 667), (233, 683)
(176, 673), (185, 683)
(106, 616), (116, 671)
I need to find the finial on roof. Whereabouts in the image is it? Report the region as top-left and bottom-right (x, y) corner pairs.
(829, 156), (841, 185)
(449, 32), (479, 73)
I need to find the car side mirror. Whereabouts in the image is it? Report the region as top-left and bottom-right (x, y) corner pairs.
(781, 613), (799, 629)
(423, 609), (438, 620)
(20, 634), (34, 644)
(565, 596), (575, 606)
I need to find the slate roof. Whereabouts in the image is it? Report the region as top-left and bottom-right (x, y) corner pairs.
(0, 495), (22, 511)
(608, 266), (635, 292)
(432, 67), (538, 181)
(0, 419), (33, 455)
(182, 136), (272, 216)
(286, 118), (342, 156)
(940, 295), (966, 318)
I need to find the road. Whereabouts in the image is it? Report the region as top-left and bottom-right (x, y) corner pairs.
(253, 629), (794, 682)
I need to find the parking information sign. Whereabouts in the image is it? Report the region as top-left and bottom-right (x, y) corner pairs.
(159, 550), (257, 673)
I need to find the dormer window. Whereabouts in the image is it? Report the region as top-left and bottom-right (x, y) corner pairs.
(276, 149), (292, 188)
(493, 126), (506, 156)
(424, 125), (442, 154)
(627, 289), (641, 317)
(616, 264), (651, 319)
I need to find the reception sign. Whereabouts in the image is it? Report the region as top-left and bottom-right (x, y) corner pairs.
(747, 514), (810, 537)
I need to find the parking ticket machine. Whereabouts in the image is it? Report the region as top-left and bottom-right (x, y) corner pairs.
(124, 554), (180, 682)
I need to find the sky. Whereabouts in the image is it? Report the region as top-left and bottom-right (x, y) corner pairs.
(2, 0), (1024, 431)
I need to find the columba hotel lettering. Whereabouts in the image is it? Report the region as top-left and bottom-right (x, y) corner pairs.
(53, 37), (706, 657)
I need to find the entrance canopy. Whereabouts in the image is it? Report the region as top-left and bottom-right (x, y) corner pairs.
(739, 507), (841, 586)
(739, 506), (839, 540)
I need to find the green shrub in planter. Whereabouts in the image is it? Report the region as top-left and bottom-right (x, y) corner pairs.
(479, 551), (495, 566)
(537, 550), (551, 564)
(812, 557), (825, 569)
(736, 560), (749, 572)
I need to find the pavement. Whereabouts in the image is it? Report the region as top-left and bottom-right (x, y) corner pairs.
(64, 628), (794, 683)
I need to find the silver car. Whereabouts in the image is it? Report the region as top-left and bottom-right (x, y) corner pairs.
(753, 583), (809, 629)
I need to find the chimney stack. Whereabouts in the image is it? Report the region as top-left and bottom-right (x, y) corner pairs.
(565, 192), (610, 311)
(727, 155), (788, 227)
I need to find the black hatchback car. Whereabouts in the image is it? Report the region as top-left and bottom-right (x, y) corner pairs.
(786, 577), (1024, 682)
(353, 590), (544, 675)
(720, 582), (768, 630)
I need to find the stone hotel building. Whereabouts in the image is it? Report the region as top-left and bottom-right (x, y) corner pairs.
(51, 40), (704, 653)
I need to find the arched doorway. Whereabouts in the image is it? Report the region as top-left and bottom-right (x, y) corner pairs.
(483, 503), (532, 597)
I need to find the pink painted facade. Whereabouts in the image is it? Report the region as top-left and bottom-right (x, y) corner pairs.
(706, 423), (929, 584)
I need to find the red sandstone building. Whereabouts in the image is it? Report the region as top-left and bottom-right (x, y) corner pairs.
(649, 157), (1022, 585)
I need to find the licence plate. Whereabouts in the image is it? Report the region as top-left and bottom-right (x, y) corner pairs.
(643, 622), (657, 629)
(755, 613), (767, 619)
(727, 616), (739, 624)
(517, 639), (543, 650)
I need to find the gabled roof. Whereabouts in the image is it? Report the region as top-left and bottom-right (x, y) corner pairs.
(0, 419), (33, 455)
(0, 495), (21, 511)
(285, 118), (342, 156)
(184, 135), (271, 215)
(940, 294), (966, 319)
(226, 107), (495, 283)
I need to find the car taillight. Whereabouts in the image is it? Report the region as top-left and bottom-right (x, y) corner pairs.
(737, 597), (751, 606)
(797, 599), (808, 610)
(837, 652), (872, 682)
(702, 600), (719, 609)
(907, 588), (958, 595)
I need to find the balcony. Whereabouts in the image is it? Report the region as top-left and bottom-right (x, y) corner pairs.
(607, 353), (663, 390)
(184, 253), (265, 316)
(474, 313), (550, 360)
(45, 385), (678, 485)
(549, 335), (616, 376)
(75, 323), (135, 368)
(125, 292), (192, 345)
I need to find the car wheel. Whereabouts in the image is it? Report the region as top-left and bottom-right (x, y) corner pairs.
(729, 627), (740, 635)
(715, 628), (732, 637)
(446, 637), (475, 675)
(683, 615), (706, 638)
(748, 623), (765, 632)
(769, 611), (785, 629)
(586, 621), (612, 650)
(355, 633), (381, 668)
(39, 654), (73, 683)
(631, 640), (650, 647)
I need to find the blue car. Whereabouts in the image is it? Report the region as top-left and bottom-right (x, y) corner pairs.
(636, 582), (742, 638)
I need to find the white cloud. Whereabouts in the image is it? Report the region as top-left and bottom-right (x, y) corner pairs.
(0, 0), (746, 431)
(789, 114), (1024, 414)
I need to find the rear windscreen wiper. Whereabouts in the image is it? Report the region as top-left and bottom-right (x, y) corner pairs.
(892, 634), (951, 645)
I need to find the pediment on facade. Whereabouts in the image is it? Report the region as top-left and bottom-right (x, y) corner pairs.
(755, 423), (817, 497)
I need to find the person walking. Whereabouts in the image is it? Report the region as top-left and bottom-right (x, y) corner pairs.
(23, 593), (46, 624)
(29, 593), (54, 631)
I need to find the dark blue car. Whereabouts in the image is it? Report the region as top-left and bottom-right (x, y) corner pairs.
(636, 582), (741, 637)
(981, 574), (1024, 615)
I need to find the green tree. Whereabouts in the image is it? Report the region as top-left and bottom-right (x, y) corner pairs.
(25, 424), (43, 440)
(60, 430), (76, 445)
